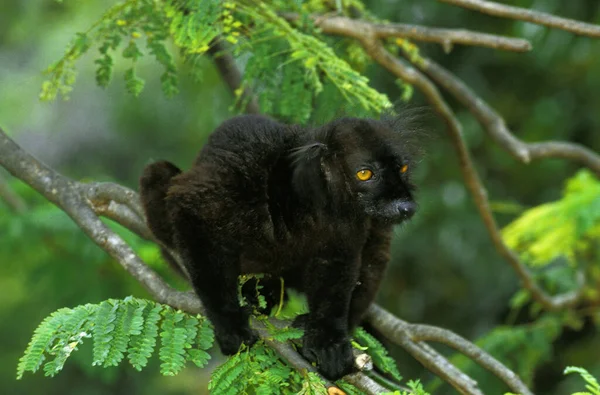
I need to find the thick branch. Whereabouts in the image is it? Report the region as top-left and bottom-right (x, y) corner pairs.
(439, 0), (600, 38)
(313, 14), (584, 312)
(0, 128), (202, 315)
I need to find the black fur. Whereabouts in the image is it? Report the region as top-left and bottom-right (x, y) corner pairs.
(139, 114), (419, 380)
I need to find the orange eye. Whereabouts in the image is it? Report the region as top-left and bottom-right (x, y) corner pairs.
(400, 164), (409, 174)
(356, 169), (373, 181)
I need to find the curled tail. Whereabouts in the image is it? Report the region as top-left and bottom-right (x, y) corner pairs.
(139, 160), (182, 248)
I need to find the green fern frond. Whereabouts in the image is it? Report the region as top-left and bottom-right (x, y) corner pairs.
(127, 302), (162, 370)
(297, 371), (328, 395)
(353, 327), (402, 381)
(185, 315), (213, 371)
(92, 300), (118, 366)
(103, 299), (137, 367)
(159, 308), (188, 376)
(268, 325), (304, 342)
(208, 351), (247, 394)
(337, 381), (366, 395)
(564, 366), (600, 395)
(17, 306), (94, 379)
(42, 304), (95, 377)
(18, 297), (215, 379)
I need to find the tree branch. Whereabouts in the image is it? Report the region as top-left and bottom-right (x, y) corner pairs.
(439, 0), (600, 38)
(410, 323), (531, 395)
(207, 39), (260, 115)
(311, 15), (584, 312)
(0, 128), (202, 315)
(366, 305), (533, 395)
(366, 305), (483, 395)
(286, 14), (531, 52)
(410, 56), (600, 176)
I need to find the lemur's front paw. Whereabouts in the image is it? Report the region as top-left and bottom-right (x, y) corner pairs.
(215, 325), (258, 355)
(301, 336), (355, 380)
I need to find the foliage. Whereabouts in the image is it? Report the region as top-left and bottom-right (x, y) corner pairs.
(353, 327), (402, 382)
(380, 380), (429, 395)
(207, 333), (324, 395)
(41, 0), (392, 123)
(564, 366), (600, 395)
(503, 170), (600, 268)
(16, 293), (334, 394)
(427, 314), (562, 394)
(17, 297), (214, 379)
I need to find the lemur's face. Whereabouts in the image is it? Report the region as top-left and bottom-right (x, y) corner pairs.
(326, 118), (417, 223)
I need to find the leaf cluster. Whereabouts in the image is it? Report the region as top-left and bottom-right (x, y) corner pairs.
(16, 296), (214, 379)
(42, 0), (394, 124)
(503, 170), (600, 268)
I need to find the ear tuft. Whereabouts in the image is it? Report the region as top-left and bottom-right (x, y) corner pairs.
(289, 143), (328, 207)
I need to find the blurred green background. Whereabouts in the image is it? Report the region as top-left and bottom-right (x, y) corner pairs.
(1, 1), (599, 394)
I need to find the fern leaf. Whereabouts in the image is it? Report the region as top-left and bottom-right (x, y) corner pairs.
(182, 315), (211, 368)
(196, 316), (215, 350)
(159, 309), (187, 376)
(42, 304), (95, 377)
(17, 308), (74, 378)
(337, 381), (366, 395)
(354, 327), (402, 381)
(128, 302), (162, 371)
(208, 352), (247, 394)
(92, 301), (118, 366)
(124, 67), (145, 97)
(565, 366), (600, 395)
(297, 372), (328, 395)
(268, 325), (304, 342)
(103, 299), (137, 367)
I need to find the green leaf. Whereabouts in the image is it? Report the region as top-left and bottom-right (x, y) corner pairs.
(127, 302), (162, 371)
(122, 41), (143, 61)
(124, 67), (145, 97)
(564, 366), (600, 395)
(353, 327), (402, 381)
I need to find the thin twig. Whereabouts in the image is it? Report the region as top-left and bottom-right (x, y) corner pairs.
(413, 56), (600, 176)
(366, 305), (484, 395)
(207, 39), (260, 114)
(411, 323), (532, 395)
(285, 14), (531, 52)
(85, 181), (145, 219)
(0, 172), (27, 213)
(313, 15), (584, 312)
(439, 0), (600, 38)
(344, 372), (395, 394)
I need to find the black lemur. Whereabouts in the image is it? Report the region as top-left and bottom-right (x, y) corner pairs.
(139, 114), (418, 380)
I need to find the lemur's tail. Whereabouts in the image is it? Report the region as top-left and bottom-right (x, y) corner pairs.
(139, 160), (182, 248)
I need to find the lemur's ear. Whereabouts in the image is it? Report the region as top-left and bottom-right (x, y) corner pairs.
(289, 142), (328, 207)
